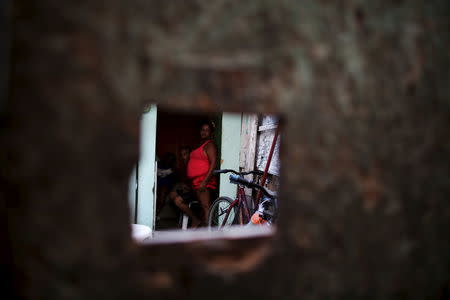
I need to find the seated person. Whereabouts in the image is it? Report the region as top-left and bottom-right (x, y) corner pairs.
(168, 146), (201, 228)
(156, 152), (176, 216)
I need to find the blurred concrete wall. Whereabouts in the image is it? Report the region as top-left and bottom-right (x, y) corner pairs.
(1, 0), (450, 299)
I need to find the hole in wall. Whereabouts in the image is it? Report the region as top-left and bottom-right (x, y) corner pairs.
(128, 105), (283, 250)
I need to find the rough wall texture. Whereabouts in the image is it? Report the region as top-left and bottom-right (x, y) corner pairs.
(1, 0), (450, 299)
(256, 126), (281, 176)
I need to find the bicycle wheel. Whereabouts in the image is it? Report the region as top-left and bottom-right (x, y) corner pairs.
(208, 197), (238, 229)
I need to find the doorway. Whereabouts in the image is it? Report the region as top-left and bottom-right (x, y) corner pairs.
(155, 110), (222, 230)
(129, 108), (245, 231)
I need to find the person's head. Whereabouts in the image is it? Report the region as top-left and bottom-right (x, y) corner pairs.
(180, 146), (191, 162)
(199, 120), (215, 140)
(161, 152), (176, 168)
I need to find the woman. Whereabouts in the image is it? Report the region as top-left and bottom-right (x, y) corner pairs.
(186, 120), (218, 225)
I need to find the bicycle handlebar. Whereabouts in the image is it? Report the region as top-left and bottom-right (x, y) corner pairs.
(213, 169), (264, 176)
(229, 174), (276, 199)
(213, 169), (275, 199)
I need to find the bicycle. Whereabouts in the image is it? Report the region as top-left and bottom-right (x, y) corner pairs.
(208, 169), (278, 230)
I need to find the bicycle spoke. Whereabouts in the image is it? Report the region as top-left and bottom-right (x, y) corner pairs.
(208, 197), (237, 229)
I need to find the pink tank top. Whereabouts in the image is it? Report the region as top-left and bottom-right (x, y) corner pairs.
(187, 140), (213, 179)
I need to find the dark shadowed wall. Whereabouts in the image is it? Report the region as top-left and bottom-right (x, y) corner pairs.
(1, 0), (450, 299)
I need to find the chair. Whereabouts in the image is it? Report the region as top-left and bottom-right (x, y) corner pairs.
(180, 200), (199, 230)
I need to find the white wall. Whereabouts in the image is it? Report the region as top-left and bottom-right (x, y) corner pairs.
(136, 105), (157, 230)
(219, 113), (242, 198)
(256, 115), (280, 176)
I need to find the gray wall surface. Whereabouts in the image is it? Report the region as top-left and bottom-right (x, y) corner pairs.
(1, 1), (450, 299)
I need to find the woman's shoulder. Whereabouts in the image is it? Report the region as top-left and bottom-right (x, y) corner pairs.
(204, 140), (217, 148)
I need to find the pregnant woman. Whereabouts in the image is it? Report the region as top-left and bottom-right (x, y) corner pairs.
(187, 120), (218, 226)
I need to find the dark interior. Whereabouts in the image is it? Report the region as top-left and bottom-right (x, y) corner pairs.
(155, 110), (221, 229)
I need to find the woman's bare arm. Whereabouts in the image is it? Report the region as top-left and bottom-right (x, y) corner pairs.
(200, 142), (217, 190)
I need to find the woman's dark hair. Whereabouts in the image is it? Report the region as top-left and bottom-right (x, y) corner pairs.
(199, 119), (215, 133)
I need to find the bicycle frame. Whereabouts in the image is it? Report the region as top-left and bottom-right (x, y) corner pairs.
(219, 185), (252, 229)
